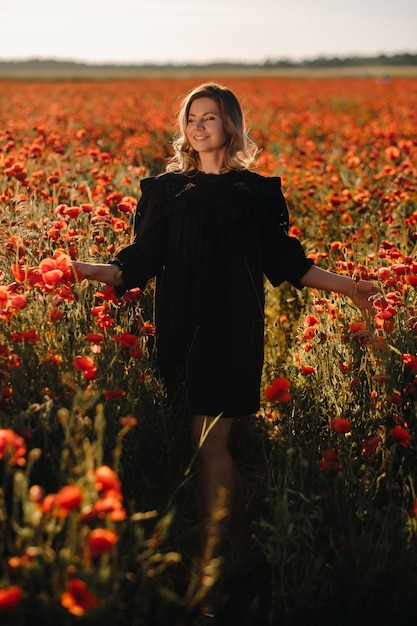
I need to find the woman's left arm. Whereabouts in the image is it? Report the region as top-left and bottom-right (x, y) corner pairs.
(299, 265), (377, 316)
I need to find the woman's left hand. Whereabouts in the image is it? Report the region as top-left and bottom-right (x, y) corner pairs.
(351, 280), (378, 320)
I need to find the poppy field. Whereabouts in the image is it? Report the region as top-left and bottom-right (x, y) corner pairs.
(0, 75), (417, 625)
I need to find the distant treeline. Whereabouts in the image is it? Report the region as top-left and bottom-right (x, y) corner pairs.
(0, 52), (416, 72)
(265, 52), (417, 68)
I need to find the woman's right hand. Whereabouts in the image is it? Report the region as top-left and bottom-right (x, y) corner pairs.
(71, 261), (122, 285)
(72, 261), (95, 279)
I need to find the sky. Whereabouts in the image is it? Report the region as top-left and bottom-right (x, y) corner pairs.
(1, 0), (416, 64)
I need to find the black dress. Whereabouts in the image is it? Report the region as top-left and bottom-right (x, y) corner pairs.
(110, 170), (313, 417)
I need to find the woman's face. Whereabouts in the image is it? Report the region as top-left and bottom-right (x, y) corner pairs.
(186, 97), (228, 157)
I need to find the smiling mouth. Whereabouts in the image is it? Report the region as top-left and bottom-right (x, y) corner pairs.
(194, 136), (208, 140)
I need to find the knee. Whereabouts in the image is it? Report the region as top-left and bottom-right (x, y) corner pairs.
(190, 417), (231, 458)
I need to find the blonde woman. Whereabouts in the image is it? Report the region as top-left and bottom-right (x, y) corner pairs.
(73, 83), (376, 624)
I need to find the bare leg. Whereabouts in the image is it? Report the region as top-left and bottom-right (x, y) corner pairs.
(191, 415), (250, 613)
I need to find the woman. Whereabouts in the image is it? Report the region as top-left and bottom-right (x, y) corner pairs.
(73, 82), (376, 622)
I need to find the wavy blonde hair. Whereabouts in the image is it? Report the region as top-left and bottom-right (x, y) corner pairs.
(166, 82), (258, 174)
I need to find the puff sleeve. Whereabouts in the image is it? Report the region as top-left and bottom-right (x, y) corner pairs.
(109, 176), (169, 291)
(259, 177), (313, 288)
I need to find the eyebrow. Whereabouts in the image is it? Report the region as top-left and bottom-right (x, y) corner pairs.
(188, 110), (218, 117)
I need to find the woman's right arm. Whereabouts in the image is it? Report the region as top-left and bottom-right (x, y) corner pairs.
(72, 261), (124, 286)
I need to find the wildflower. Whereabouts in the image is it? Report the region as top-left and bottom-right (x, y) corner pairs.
(301, 365), (315, 376)
(331, 418), (352, 434)
(0, 429), (26, 466)
(302, 326), (317, 340)
(264, 377), (291, 402)
(389, 425), (412, 447)
(86, 332), (105, 344)
(94, 465), (121, 492)
(55, 485), (83, 513)
(317, 449), (341, 471)
(39, 253), (74, 288)
(402, 353), (417, 372)
(103, 388), (126, 400)
(389, 391), (403, 405)
(46, 308), (63, 322)
(338, 361), (350, 374)
(112, 332), (143, 358)
(140, 321), (156, 336)
(119, 415), (138, 428)
(9, 294), (27, 310)
(94, 285), (120, 303)
(45, 352), (63, 367)
(63, 206), (82, 219)
(86, 332), (105, 353)
(87, 528), (118, 557)
(5, 162), (27, 182)
(38, 258), (64, 287)
(73, 355), (97, 379)
(349, 321), (366, 333)
(124, 287), (142, 302)
(93, 491), (126, 521)
(304, 314), (320, 327)
(11, 329), (41, 343)
(41, 493), (58, 514)
(0, 585), (23, 613)
(361, 436), (380, 458)
(61, 578), (99, 616)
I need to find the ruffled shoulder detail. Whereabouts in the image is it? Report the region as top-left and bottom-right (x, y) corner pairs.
(139, 176), (157, 193)
(140, 172), (193, 196)
(235, 170), (282, 196)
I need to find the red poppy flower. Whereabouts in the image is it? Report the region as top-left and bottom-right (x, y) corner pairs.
(389, 426), (412, 447)
(361, 436), (380, 458)
(61, 578), (99, 616)
(11, 329), (41, 343)
(331, 418), (352, 434)
(140, 322), (156, 336)
(5, 162), (27, 182)
(349, 321), (366, 333)
(317, 449), (341, 472)
(304, 314), (320, 327)
(389, 391), (403, 405)
(63, 206), (82, 219)
(264, 377), (291, 403)
(56, 485), (83, 513)
(73, 355), (96, 372)
(94, 285), (120, 303)
(0, 429), (26, 466)
(85, 333), (105, 344)
(46, 308), (63, 322)
(402, 354), (417, 372)
(103, 388), (126, 400)
(302, 326), (317, 340)
(9, 294), (27, 310)
(38, 259), (64, 286)
(112, 333), (143, 358)
(86, 528), (118, 557)
(0, 585), (23, 613)
(94, 465), (121, 492)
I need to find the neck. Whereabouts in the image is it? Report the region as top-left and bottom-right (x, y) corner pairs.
(198, 153), (227, 175)
(200, 166), (228, 175)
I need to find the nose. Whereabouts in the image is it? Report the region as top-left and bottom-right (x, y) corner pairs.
(195, 117), (205, 128)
